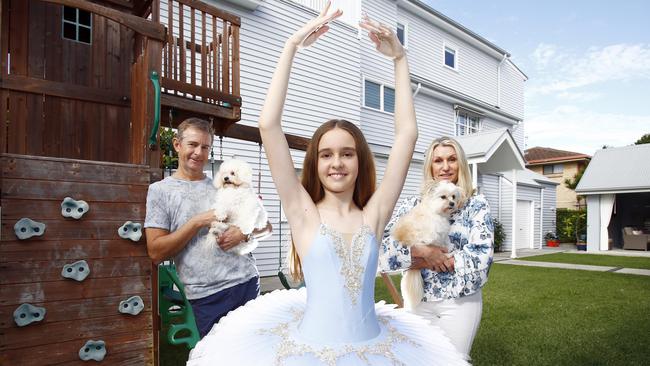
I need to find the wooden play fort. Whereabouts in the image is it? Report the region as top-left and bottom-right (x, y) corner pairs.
(0, 0), (313, 364)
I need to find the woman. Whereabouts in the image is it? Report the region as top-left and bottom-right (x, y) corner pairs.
(187, 3), (467, 365)
(381, 136), (494, 357)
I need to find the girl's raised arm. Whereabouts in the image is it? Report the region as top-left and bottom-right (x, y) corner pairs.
(258, 3), (342, 236)
(360, 18), (418, 232)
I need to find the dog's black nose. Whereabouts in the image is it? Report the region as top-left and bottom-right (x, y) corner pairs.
(449, 202), (455, 207)
(224, 176), (230, 182)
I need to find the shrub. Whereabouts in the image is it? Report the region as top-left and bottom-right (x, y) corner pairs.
(556, 208), (586, 243)
(160, 127), (178, 170)
(493, 218), (506, 252)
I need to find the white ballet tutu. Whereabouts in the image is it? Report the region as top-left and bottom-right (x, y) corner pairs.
(187, 288), (469, 366)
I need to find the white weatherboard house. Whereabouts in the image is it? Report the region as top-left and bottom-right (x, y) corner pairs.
(576, 144), (650, 252)
(181, 0), (558, 275)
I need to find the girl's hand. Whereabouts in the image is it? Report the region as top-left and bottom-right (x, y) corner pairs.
(287, 1), (343, 48)
(359, 14), (405, 60)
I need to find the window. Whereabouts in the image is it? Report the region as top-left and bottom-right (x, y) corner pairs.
(396, 22), (407, 47)
(443, 44), (458, 70)
(543, 164), (564, 175)
(62, 6), (92, 44)
(364, 79), (395, 113)
(455, 110), (481, 136)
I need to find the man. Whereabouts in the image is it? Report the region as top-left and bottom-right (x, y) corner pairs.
(145, 117), (270, 338)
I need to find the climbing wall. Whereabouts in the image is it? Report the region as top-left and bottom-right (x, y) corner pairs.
(0, 154), (155, 364)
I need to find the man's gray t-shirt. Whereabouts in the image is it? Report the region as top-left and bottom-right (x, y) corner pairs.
(145, 176), (258, 300)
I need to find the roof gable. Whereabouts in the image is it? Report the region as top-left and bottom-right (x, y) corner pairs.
(576, 144), (650, 194)
(455, 128), (526, 173)
(525, 146), (591, 165)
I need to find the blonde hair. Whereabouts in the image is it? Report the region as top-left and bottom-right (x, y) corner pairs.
(423, 136), (474, 206)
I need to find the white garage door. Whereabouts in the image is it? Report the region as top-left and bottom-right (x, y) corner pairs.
(516, 200), (532, 249)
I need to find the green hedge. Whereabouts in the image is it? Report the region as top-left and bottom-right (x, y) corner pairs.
(556, 208), (586, 243)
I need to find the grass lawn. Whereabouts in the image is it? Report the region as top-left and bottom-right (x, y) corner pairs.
(519, 252), (650, 270)
(467, 264), (650, 365)
(162, 264), (650, 365)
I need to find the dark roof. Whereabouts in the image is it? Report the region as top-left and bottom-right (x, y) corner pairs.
(524, 146), (591, 165)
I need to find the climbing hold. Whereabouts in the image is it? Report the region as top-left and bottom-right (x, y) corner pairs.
(14, 218), (46, 240)
(78, 340), (106, 361)
(13, 303), (46, 327)
(61, 197), (89, 219)
(61, 260), (90, 282)
(118, 221), (142, 242)
(118, 295), (144, 316)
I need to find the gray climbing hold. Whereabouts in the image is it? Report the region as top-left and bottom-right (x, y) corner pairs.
(79, 340), (106, 361)
(61, 197), (90, 219)
(13, 303), (46, 327)
(118, 221), (142, 242)
(118, 295), (144, 316)
(61, 260), (90, 282)
(14, 218), (46, 240)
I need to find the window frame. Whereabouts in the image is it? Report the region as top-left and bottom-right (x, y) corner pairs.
(362, 77), (395, 115)
(396, 22), (408, 48)
(454, 109), (481, 136)
(62, 6), (92, 45)
(442, 41), (459, 71)
(543, 164), (564, 175)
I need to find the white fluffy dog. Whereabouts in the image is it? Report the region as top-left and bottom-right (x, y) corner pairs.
(392, 180), (462, 310)
(208, 159), (268, 255)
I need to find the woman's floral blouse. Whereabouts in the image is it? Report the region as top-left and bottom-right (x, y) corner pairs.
(380, 193), (494, 301)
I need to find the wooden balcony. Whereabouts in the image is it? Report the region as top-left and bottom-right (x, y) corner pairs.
(151, 0), (242, 127)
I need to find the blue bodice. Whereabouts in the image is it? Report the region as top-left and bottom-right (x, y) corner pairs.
(298, 224), (380, 343)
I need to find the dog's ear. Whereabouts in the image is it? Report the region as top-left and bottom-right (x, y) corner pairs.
(212, 164), (223, 189)
(213, 169), (224, 189)
(420, 181), (438, 196)
(239, 161), (253, 187)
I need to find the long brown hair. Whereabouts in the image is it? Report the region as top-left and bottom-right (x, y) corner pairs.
(288, 119), (376, 281)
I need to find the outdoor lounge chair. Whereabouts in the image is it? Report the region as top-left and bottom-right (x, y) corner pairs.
(622, 227), (650, 251)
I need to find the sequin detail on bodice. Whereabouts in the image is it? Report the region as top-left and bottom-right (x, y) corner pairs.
(319, 224), (373, 305)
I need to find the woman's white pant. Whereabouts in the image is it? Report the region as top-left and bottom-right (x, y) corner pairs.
(412, 289), (483, 357)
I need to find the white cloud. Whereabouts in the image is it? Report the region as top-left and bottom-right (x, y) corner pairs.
(525, 106), (650, 155)
(528, 43), (650, 95)
(556, 90), (602, 102)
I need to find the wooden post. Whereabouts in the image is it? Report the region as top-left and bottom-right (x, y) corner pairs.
(380, 272), (403, 308)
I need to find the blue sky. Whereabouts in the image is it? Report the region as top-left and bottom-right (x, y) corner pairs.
(423, 0), (650, 155)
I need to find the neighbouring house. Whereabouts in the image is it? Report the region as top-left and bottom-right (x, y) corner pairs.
(209, 0), (554, 263)
(576, 144), (650, 252)
(525, 146), (591, 209)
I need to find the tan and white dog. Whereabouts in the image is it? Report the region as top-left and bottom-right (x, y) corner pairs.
(209, 159), (268, 255)
(392, 180), (462, 310)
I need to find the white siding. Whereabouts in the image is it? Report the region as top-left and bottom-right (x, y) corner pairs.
(500, 60), (525, 118)
(414, 94), (455, 153)
(479, 173), (501, 220)
(510, 122), (526, 152)
(500, 177), (514, 251)
(396, 4), (498, 108)
(541, 183), (557, 244)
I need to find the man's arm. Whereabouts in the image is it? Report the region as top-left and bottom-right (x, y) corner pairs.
(146, 210), (216, 264)
(218, 221), (273, 251)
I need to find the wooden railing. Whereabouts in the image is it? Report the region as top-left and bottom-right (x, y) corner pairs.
(154, 0), (241, 108)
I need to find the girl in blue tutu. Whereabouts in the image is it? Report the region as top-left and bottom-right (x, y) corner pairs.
(187, 2), (468, 365)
